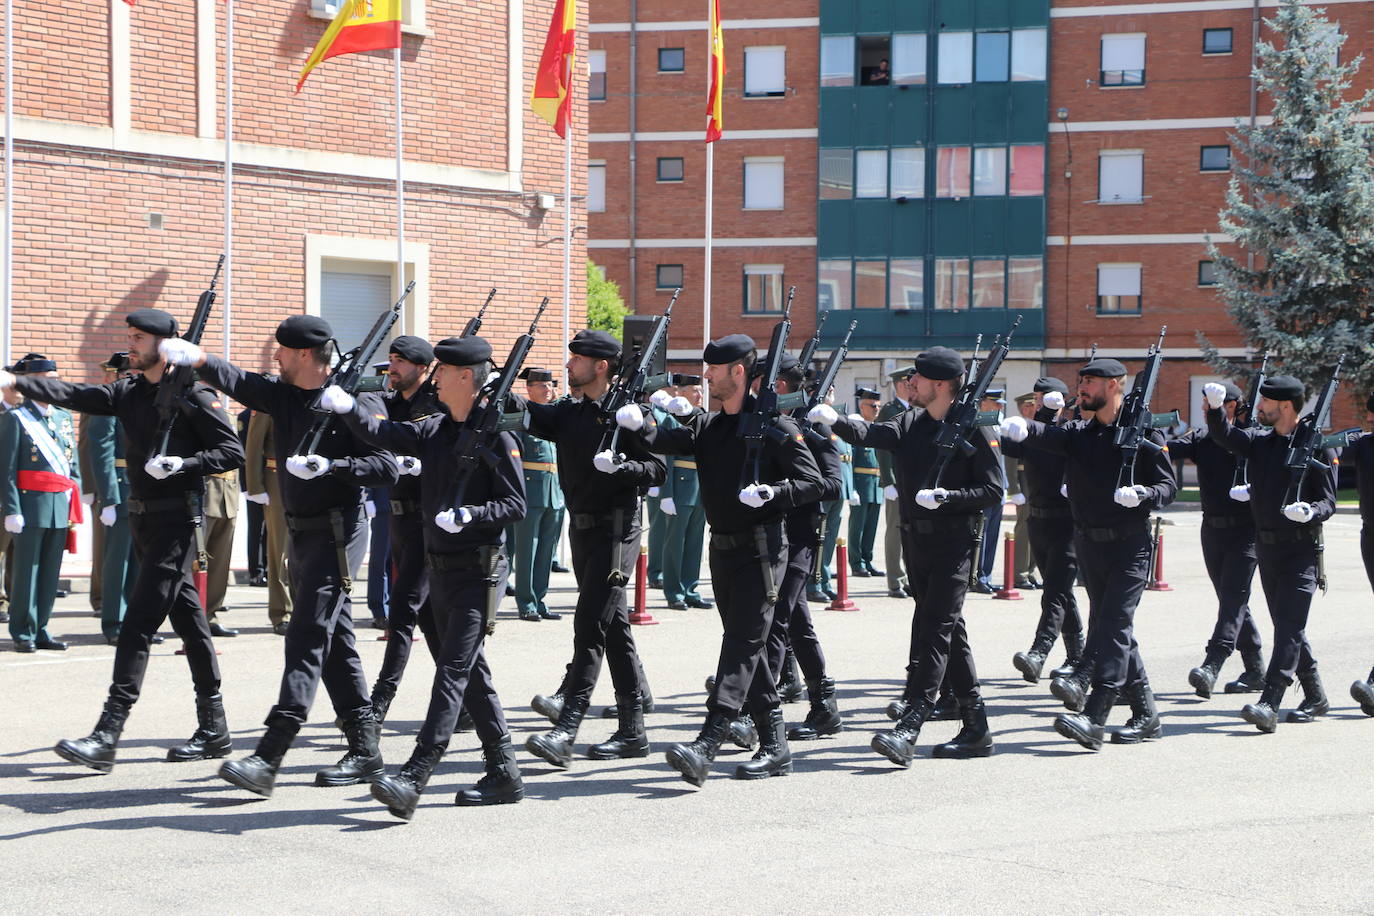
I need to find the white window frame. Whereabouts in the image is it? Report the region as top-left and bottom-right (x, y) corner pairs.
(890, 147), (925, 199)
(744, 46), (786, 98)
(891, 33), (927, 85)
(743, 157), (785, 210)
(820, 35), (856, 87)
(1100, 33), (1145, 86)
(743, 264), (785, 313)
(1011, 29), (1047, 81)
(1098, 150), (1144, 204)
(305, 234), (432, 342)
(588, 49), (608, 101)
(937, 31), (974, 84)
(855, 149), (888, 199)
(973, 146), (1008, 196)
(588, 160), (606, 213)
(1097, 262), (1142, 314)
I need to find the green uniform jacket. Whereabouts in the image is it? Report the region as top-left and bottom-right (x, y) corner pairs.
(852, 438), (881, 504)
(658, 412), (702, 507)
(519, 430), (563, 511)
(86, 414), (131, 510)
(0, 402), (81, 527)
(831, 430), (855, 500)
(875, 397), (909, 487)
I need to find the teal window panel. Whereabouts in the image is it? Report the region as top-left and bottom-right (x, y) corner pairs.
(855, 4), (892, 34)
(851, 200), (894, 257)
(1008, 83), (1049, 141)
(972, 84), (1012, 143)
(1009, 0), (1050, 28)
(854, 90), (894, 147)
(930, 199), (972, 255)
(820, 0), (856, 34)
(819, 87), (856, 146)
(975, 0), (1012, 29)
(890, 89), (927, 145)
(935, 0), (975, 30)
(889, 202), (927, 256)
(1006, 198), (1046, 253)
(817, 200), (854, 258)
(893, 0), (932, 31)
(969, 199), (1009, 256)
(931, 86), (973, 144)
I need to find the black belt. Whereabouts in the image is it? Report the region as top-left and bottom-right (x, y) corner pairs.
(901, 515), (980, 536)
(426, 549), (489, 572)
(390, 498), (422, 516)
(1203, 514), (1254, 530)
(286, 508), (356, 593)
(1028, 505), (1074, 519)
(1257, 526), (1320, 545)
(1081, 522), (1147, 543)
(710, 522), (784, 551)
(127, 496), (193, 516)
(571, 510), (632, 530)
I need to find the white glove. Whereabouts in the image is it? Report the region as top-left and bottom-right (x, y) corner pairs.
(1283, 501), (1314, 523)
(647, 486), (660, 498)
(320, 384), (355, 414)
(0, 369), (14, 389)
(615, 405), (645, 431)
(286, 454), (332, 480)
(1228, 484), (1251, 502)
(660, 497), (677, 516)
(666, 396), (693, 417)
(649, 389), (672, 410)
(1113, 485), (1148, 508)
(246, 491), (270, 505)
(1060, 483), (1069, 498)
(395, 456), (422, 476)
(1042, 390), (1065, 411)
(999, 416), (1029, 442)
(1203, 382), (1227, 409)
(364, 499), (377, 519)
(915, 488), (948, 510)
(1010, 492), (1026, 506)
(3, 514), (22, 534)
(738, 483), (776, 508)
(435, 509), (463, 533)
(144, 455), (184, 479)
(848, 492), (861, 506)
(884, 485), (898, 502)
(592, 450), (623, 474)
(81, 492), (94, 506)
(158, 338), (204, 367)
(100, 505), (117, 527)
(807, 404), (839, 426)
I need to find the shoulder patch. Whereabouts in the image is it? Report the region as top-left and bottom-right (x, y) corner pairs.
(793, 432), (804, 444)
(210, 399), (222, 409)
(510, 448), (521, 458)
(374, 414), (386, 421)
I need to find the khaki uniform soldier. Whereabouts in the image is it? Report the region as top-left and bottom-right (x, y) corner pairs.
(203, 467), (240, 638)
(246, 407), (292, 632)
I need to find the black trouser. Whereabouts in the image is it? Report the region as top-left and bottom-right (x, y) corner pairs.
(1362, 524), (1374, 592)
(1200, 520), (1262, 656)
(1256, 538), (1319, 686)
(272, 507), (371, 724)
(415, 559), (510, 748)
(900, 517), (981, 705)
(246, 499), (265, 579)
(109, 508), (221, 705)
(564, 512), (644, 704)
(1075, 526), (1151, 692)
(374, 507), (441, 693)
(707, 525), (788, 715)
(1026, 512), (1083, 644)
(765, 537), (827, 686)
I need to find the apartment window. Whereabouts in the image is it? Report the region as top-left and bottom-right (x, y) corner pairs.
(973, 147), (1007, 196)
(1009, 144), (1045, 196)
(819, 149), (853, 199)
(321, 263), (396, 350)
(934, 258), (970, 310)
(312, 0), (423, 28)
(858, 36), (892, 85)
(1101, 34), (1145, 86)
(890, 148), (925, 199)
(1012, 29), (1047, 81)
(1097, 264), (1142, 314)
(743, 158), (784, 209)
(1198, 260), (1218, 286)
(1314, 24), (1340, 66)
(935, 147), (972, 198)
(855, 150), (888, 198)
(657, 157), (684, 182)
(658, 47), (685, 72)
(818, 259), (852, 311)
(656, 264), (684, 289)
(744, 46), (786, 97)
(588, 162), (606, 212)
(820, 36), (855, 87)
(1099, 151), (1144, 203)
(891, 34), (927, 85)
(1203, 28), (1232, 55)
(972, 259), (1006, 308)
(1008, 257), (1044, 310)
(1200, 145), (1231, 172)
(743, 265), (784, 313)
(889, 259), (924, 310)
(937, 32), (974, 84)
(975, 31), (1010, 82)
(855, 261), (888, 308)
(588, 50), (607, 101)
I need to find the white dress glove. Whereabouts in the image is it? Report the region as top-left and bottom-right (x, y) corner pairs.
(647, 487), (660, 498)
(999, 416), (1029, 442)
(396, 456), (422, 476)
(1228, 484), (1251, 502)
(246, 492), (270, 505)
(660, 497), (677, 516)
(848, 492), (861, 506)
(100, 505), (117, 527)
(3, 514), (22, 534)
(649, 389), (673, 410)
(666, 396), (694, 417)
(158, 338), (204, 367)
(615, 405), (645, 431)
(1010, 492), (1026, 506)
(884, 485), (898, 501)
(144, 455), (184, 479)
(593, 450), (623, 474)
(1042, 390), (1065, 411)
(1113, 485), (1149, 508)
(738, 483), (776, 508)
(915, 488), (948, 510)
(286, 455), (332, 480)
(1060, 483), (1069, 498)
(807, 404), (839, 426)
(1282, 501), (1314, 523)
(320, 384), (355, 414)
(1203, 382), (1227, 409)
(435, 509), (462, 533)
(364, 500), (377, 520)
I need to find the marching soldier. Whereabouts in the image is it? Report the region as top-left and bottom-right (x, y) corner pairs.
(511, 367), (564, 621)
(1167, 382), (1267, 698)
(87, 353), (138, 645)
(1346, 393), (1374, 717)
(245, 407), (292, 633)
(878, 367), (914, 598)
(659, 377), (712, 611)
(1203, 376), (1335, 732)
(847, 387), (883, 578)
(162, 315), (399, 796)
(6, 312), (243, 771)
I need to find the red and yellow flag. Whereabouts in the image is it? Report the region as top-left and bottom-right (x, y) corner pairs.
(706, 0), (725, 142)
(531, 0), (577, 138)
(296, 0), (402, 93)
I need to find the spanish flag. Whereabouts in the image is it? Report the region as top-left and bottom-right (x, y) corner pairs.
(296, 0), (403, 93)
(706, 0), (725, 142)
(531, 0), (577, 138)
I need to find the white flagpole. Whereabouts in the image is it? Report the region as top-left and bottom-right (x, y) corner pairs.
(703, 143), (713, 354)
(394, 45), (405, 300)
(223, 0), (234, 358)
(3, 0), (13, 367)
(563, 104), (572, 390)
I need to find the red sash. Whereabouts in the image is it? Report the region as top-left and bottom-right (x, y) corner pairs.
(16, 469), (84, 553)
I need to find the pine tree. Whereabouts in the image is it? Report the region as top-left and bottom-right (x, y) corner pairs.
(1202, 0), (1374, 398)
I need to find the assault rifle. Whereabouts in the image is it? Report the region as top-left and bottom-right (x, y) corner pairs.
(738, 286), (796, 487)
(153, 254), (223, 456)
(924, 315), (1021, 490)
(1282, 356), (1345, 507)
(599, 288), (677, 456)
(1113, 325), (1167, 489)
(778, 319), (858, 440)
(464, 288), (497, 337)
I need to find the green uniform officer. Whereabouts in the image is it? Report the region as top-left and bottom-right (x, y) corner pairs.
(89, 353), (139, 644)
(848, 387), (883, 576)
(878, 367), (914, 598)
(512, 368), (564, 621)
(645, 398), (672, 589)
(660, 377), (712, 610)
(810, 425), (852, 602)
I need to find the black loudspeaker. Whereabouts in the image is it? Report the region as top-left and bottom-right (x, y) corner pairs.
(620, 315), (666, 376)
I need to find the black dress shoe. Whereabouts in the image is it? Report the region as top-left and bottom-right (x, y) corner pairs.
(249, 573), (268, 587)
(667, 600), (689, 610)
(1014, 577), (1040, 590)
(648, 577), (664, 590)
(822, 587), (838, 600)
(151, 634), (165, 645)
(685, 595), (714, 609)
(518, 608), (541, 622)
(970, 581), (994, 595)
(551, 561), (570, 574)
(887, 588), (909, 599)
(273, 622), (289, 636)
(505, 585), (516, 597)
(209, 623), (238, 638)
(35, 637), (67, 651)
(850, 568), (869, 577)
(865, 565), (884, 577)
(13, 639), (34, 653)
(370, 617), (387, 630)
(537, 608), (562, 620)
(805, 590), (828, 604)
(106, 636), (120, 646)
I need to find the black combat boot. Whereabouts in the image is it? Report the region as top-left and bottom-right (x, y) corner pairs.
(1350, 667), (1374, 717)
(1111, 682), (1162, 744)
(219, 715), (301, 797)
(371, 741), (447, 821)
(885, 694), (912, 721)
(455, 707), (474, 732)
(456, 735), (524, 806)
(1223, 650), (1266, 694)
(316, 708), (384, 786)
(1285, 670), (1330, 723)
(777, 649), (804, 704)
(735, 705), (792, 779)
(871, 698), (933, 767)
(1188, 648), (1230, 700)
(666, 708), (733, 787)
(787, 677), (842, 740)
(54, 698), (131, 773)
(1012, 633), (1056, 684)
(1241, 680), (1286, 733)
(166, 692), (233, 762)
(932, 699), (995, 759)
(588, 691), (649, 759)
(1054, 686), (1117, 751)
(1050, 656), (1094, 713)
(704, 674), (716, 694)
(929, 688), (959, 721)
(370, 680), (397, 723)
(601, 663), (655, 717)
(531, 690), (565, 724)
(525, 694), (588, 768)
(728, 712), (758, 750)
(1049, 629), (1086, 678)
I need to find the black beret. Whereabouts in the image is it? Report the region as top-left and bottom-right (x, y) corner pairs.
(703, 333), (755, 365)
(12, 353), (57, 374)
(913, 347), (964, 381)
(675, 374), (703, 386)
(855, 386), (881, 401)
(388, 335), (434, 366)
(568, 329), (621, 360)
(1033, 376), (1070, 396)
(126, 308), (179, 338)
(1222, 381), (1244, 402)
(888, 366), (915, 382)
(101, 352), (130, 371)
(276, 315), (333, 349)
(1259, 374), (1304, 402)
(520, 367), (555, 382)
(1079, 357), (1128, 378)
(434, 335), (493, 367)
(1366, 393), (1374, 413)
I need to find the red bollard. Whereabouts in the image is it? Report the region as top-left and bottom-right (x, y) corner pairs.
(179, 561), (220, 656)
(993, 532), (1023, 601)
(1148, 517), (1172, 591)
(629, 545), (659, 625)
(828, 539), (859, 612)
